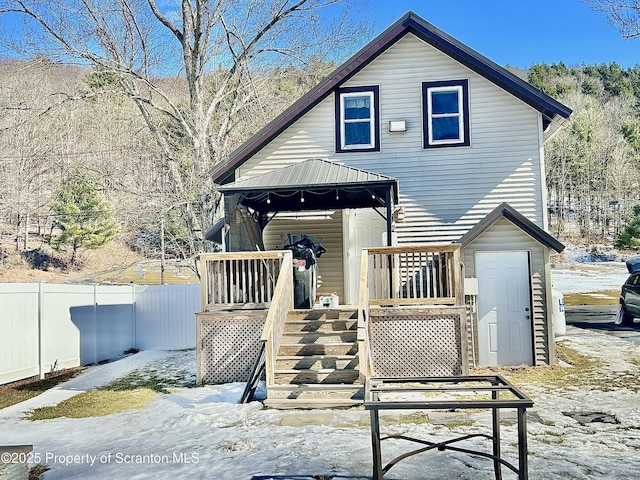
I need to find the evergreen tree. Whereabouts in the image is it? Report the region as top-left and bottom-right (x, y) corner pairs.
(616, 204), (640, 250)
(48, 170), (120, 265)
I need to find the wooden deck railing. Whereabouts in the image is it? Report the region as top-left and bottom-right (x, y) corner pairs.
(260, 252), (293, 386)
(357, 248), (372, 380)
(198, 251), (289, 311)
(365, 244), (463, 306)
(359, 243), (464, 380)
(198, 250), (293, 391)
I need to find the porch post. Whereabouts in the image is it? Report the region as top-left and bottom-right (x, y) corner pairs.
(385, 187), (393, 247)
(386, 187), (394, 297)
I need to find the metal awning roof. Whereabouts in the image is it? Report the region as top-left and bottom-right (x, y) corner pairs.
(218, 159), (398, 213)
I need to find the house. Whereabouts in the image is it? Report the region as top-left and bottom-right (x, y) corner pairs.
(206, 11), (571, 374)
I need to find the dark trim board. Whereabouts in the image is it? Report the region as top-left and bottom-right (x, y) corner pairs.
(457, 203), (565, 253)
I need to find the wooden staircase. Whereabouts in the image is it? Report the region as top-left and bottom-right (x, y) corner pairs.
(264, 308), (364, 409)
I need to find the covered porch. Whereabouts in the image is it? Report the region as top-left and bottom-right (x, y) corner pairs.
(213, 159), (397, 304)
(198, 159), (468, 407)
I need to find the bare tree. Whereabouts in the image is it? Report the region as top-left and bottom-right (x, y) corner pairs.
(0, 59), (166, 252)
(0, 0), (368, 255)
(583, 0), (640, 38)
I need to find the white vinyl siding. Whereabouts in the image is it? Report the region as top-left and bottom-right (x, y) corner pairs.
(238, 33), (545, 246)
(462, 218), (552, 366)
(262, 211), (344, 301)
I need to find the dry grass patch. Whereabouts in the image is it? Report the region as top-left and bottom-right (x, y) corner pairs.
(25, 388), (157, 420)
(563, 291), (619, 305)
(0, 368), (85, 410)
(28, 464), (50, 480)
(471, 343), (603, 393)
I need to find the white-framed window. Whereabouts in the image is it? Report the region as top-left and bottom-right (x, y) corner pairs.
(423, 80), (470, 148)
(336, 86), (379, 152)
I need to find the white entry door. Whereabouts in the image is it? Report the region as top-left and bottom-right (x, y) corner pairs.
(343, 208), (386, 304)
(476, 251), (533, 366)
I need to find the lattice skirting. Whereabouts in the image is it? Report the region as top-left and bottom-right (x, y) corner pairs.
(196, 310), (267, 384)
(368, 307), (468, 377)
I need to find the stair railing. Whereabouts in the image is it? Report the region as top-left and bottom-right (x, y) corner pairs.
(358, 248), (372, 380)
(260, 250), (294, 387)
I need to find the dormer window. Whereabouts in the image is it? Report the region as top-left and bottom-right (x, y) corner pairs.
(423, 80), (470, 148)
(336, 86), (380, 152)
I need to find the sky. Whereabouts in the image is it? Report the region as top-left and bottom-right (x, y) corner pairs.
(365, 0), (640, 69)
(1, 1), (638, 72)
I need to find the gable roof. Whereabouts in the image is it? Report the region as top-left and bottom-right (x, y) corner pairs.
(217, 158), (398, 213)
(456, 203), (565, 253)
(211, 11), (572, 185)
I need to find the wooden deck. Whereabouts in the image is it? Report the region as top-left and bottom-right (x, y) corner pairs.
(197, 244), (466, 409)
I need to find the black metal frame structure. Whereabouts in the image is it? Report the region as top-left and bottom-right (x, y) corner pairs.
(216, 159), (399, 250)
(364, 376), (534, 480)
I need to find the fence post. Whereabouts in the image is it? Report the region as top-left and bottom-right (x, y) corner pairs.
(38, 281), (45, 380)
(93, 284), (98, 365)
(132, 284), (137, 350)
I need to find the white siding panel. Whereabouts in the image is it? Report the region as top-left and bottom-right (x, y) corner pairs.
(0, 283), (200, 384)
(238, 33), (545, 245)
(262, 212), (344, 301)
(0, 284), (40, 384)
(462, 218), (551, 365)
(135, 284), (200, 350)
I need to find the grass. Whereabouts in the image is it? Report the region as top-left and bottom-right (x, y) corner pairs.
(100, 370), (175, 394)
(25, 388), (157, 420)
(563, 290), (619, 305)
(28, 464), (50, 480)
(20, 355), (189, 420)
(0, 368), (85, 410)
(472, 343), (604, 393)
(5, 351), (195, 421)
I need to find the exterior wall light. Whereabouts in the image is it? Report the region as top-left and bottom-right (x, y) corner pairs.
(388, 120), (406, 132)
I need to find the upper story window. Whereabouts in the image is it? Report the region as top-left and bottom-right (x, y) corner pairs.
(336, 86), (380, 153)
(423, 79), (470, 148)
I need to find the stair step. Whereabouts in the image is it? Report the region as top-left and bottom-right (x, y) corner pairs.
(283, 319), (358, 333)
(286, 309), (358, 321)
(263, 397), (363, 409)
(280, 331), (357, 344)
(267, 383), (364, 401)
(278, 342), (358, 356)
(274, 369), (360, 384)
(275, 355), (359, 370)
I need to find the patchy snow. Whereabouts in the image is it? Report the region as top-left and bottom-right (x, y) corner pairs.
(550, 262), (629, 295)
(2, 266), (640, 479)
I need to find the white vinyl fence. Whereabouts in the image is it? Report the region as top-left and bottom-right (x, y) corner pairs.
(0, 283), (200, 385)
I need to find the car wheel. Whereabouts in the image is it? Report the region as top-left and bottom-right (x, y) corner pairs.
(620, 303), (635, 325)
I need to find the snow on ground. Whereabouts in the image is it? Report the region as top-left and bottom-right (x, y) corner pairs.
(1, 331), (639, 480)
(550, 261), (629, 295)
(1, 265), (640, 479)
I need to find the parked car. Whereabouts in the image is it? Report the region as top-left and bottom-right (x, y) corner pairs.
(618, 256), (640, 324)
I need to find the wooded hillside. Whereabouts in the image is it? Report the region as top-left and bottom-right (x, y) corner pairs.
(529, 62), (640, 246)
(0, 59), (331, 266)
(2, 58), (640, 272)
